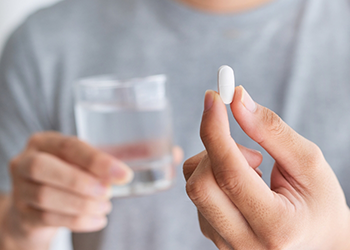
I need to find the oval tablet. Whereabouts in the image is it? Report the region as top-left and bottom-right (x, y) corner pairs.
(217, 65), (235, 104)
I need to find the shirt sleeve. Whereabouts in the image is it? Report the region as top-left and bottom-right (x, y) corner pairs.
(0, 23), (51, 193)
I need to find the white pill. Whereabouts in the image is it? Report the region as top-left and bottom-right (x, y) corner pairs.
(217, 65), (235, 104)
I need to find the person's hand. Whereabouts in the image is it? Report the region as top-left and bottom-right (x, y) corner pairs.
(184, 87), (350, 249)
(1, 132), (133, 250)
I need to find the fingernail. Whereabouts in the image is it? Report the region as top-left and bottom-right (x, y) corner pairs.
(240, 86), (257, 113)
(204, 90), (214, 112)
(110, 160), (134, 184)
(256, 168), (263, 177)
(250, 148), (262, 156)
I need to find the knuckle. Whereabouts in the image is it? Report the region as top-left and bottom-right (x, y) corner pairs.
(215, 170), (244, 198)
(34, 186), (49, 206)
(198, 218), (208, 238)
(40, 211), (52, 225)
(185, 178), (210, 205)
(66, 175), (82, 191)
(27, 133), (43, 148)
(92, 153), (110, 169)
(301, 142), (324, 167)
(199, 226), (210, 240)
(13, 197), (26, 211)
(215, 241), (232, 250)
(9, 156), (20, 173)
(183, 158), (195, 170)
(66, 173), (93, 194)
(198, 216), (210, 240)
(198, 220), (213, 241)
(9, 157), (18, 168)
(27, 153), (45, 179)
(200, 126), (218, 145)
(200, 117), (222, 146)
(202, 228), (232, 250)
(308, 142), (324, 163)
(31, 153), (46, 166)
(262, 108), (286, 137)
(183, 158), (198, 180)
(60, 136), (79, 155)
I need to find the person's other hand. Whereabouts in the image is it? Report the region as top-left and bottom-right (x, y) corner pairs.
(1, 132), (133, 250)
(184, 87), (350, 249)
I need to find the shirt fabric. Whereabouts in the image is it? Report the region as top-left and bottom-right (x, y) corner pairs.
(0, 0), (350, 249)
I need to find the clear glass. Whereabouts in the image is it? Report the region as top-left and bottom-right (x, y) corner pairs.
(74, 75), (174, 197)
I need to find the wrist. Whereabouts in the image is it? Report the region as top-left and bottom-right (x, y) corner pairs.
(0, 197), (52, 250)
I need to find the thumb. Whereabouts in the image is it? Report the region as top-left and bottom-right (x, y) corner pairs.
(230, 86), (324, 177)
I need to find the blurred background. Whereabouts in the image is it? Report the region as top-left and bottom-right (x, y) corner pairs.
(0, 0), (59, 54)
(0, 0), (72, 249)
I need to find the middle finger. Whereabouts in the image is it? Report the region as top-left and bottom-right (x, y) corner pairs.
(16, 152), (111, 198)
(186, 155), (259, 249)
(18, 180), (112, 216)
(183, 144), (263, 182)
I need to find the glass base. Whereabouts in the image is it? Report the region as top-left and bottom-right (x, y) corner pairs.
(111, 156), (175, 197)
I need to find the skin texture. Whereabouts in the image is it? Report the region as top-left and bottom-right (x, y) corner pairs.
(0, 132), (182, 250)
(183, 86), (350, 249)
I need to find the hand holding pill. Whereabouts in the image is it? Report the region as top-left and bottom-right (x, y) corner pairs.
(184, 78), (350, 249)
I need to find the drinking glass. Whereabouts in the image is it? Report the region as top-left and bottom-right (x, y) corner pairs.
(74, 75), (174, 197)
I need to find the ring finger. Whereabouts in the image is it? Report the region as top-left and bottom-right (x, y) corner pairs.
(17, 180), (112, 216)
(186, 155), (259, 248)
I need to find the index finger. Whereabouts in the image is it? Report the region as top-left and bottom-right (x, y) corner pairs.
(200, 91), (277, 229)
(183, 150), (207, 181)
(27, 132), (133, 184)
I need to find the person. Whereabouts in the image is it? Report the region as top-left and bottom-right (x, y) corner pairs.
(0, 0), (349, 249)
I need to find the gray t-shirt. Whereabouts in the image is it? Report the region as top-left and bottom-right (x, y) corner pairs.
(1, 0), (350, 249)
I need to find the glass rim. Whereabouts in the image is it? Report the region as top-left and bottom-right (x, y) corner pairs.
(75, 74), (167, 89)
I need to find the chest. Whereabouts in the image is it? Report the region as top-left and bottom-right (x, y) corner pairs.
(47, 0), (350, 197)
